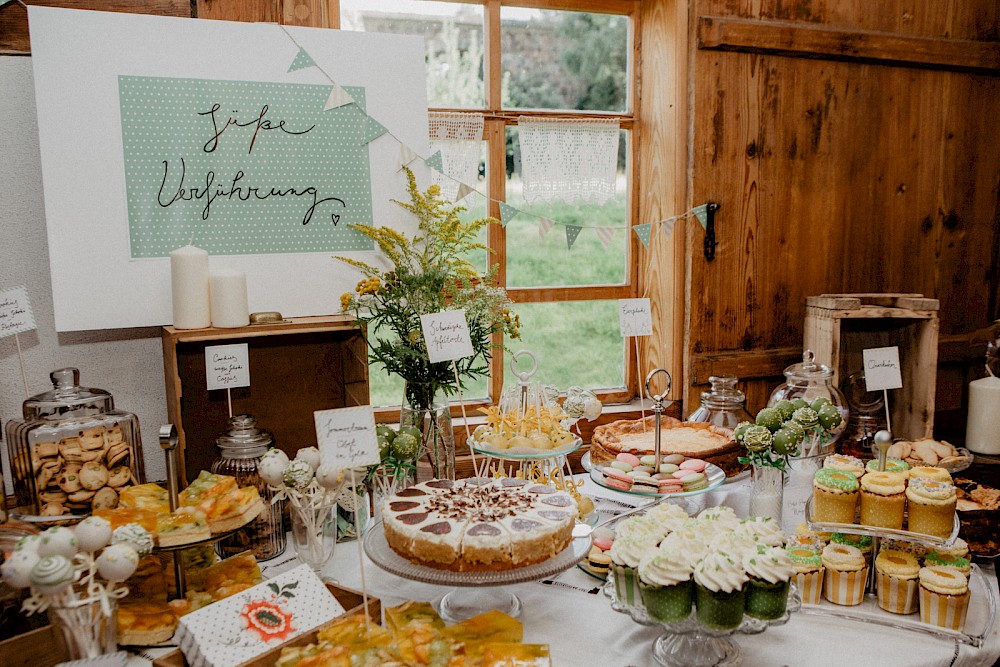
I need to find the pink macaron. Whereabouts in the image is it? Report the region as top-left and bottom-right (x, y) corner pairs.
(616, 452), (643, 468)
(657, 485), (683, 494)
(604, 477), (632, 492)
(603, 467), (632, 483)
(671, 470), (690, 479)
(657, 477), (684, 488)
(593, 537), (615, 551)
(680, 458), (707, 472)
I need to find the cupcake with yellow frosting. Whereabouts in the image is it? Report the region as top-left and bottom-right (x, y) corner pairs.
(786, 546), (824, 604)
(822, 543), (868, 606)
(875, 549), (920, 614)
(908, 466), (952, 484)
(859, 471), (906, 529)
(823, 454), (865, 478)
(865, 457), (910, 478)
(906, 478), (957, 539)
(918, 566), (970, 631)
(831, 532), (874, 568)
(812, 469), (859, 524)
(924, 551), (971, 576)
(926, 537), (968, 561)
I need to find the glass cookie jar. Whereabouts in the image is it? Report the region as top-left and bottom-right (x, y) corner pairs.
(210, 415), (285, 561)
(767, 350), (848, 454)
(5, 368), (144, 517)
(686, 375), (754, 430)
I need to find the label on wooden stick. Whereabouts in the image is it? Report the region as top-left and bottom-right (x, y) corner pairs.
(420, 309), (474, 363)
(205, 343), (250, 390)
(863, 346), (903, 392)
(0, 285), (36, 338)
(619, 298), (653, 337)
(314, 405), (380, 469)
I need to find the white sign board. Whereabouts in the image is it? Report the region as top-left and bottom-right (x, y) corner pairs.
(28, 7), (430, 331)
(863, 346), (903, 392)
(0, 285), (36, 338)
(314, 405), (379, 469)
(619, 298), (653, 337)
(420, 309), (474, 363)
(205, 343), (250, 390)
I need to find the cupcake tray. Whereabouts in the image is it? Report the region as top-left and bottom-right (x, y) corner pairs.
(805, 497), (961, 548)
(799, 563), (997, 647)
(468, 435), (583, 460)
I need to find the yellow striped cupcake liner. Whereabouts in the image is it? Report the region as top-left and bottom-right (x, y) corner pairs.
(823, 567), (867, 606)
(876, 571), (918, 614)
(795, 569), (824, 605)
(919, 586), (970, 631)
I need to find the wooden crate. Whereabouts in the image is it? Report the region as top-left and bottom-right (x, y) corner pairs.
(151, 583), (380, 667)
(804, 293), (939, 440)
(162, 316), (368, 482)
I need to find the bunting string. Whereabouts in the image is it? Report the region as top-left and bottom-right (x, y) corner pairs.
(277, 26), (710, 250)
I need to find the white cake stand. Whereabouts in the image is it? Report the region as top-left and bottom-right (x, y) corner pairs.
(363, 519), (592, 623)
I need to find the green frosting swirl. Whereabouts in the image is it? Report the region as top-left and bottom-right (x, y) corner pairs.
(814, 468), (859, 492)
(865, 458), (910, 474)
(786, 547), (822, 568)
(925, 552), (970, 570)
(831, 532), (873, 550)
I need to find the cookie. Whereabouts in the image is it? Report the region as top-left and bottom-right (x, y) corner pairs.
(67, 488), (96, 503)
(41, 502), (67, 516)
(80, 427), (105, 451)
(104, 423), (124, 446)
(79, 462), (110, 490)
(36, 441), (59, 458)
(107, 466), (132, 488)
(57, 468), (83, 493)
(39, 489), (68, 504)
(106, 442), (130, 468)
(92, 487), (119, 510)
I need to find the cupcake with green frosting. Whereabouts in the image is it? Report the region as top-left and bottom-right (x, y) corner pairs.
(924, 551), (971, 576)
(831, 532), (874, 567)
(812, 468), (859, 524)
(787, 546), (824, 605)
(865, 457), (910, 478)
(743, 545), (796, 620)
(638, 548), (696, 622)
(694, 551), (748, 629)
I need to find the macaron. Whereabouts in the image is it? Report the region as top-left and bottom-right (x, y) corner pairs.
(657, 477), (684, 488)
(680, 458), (707, 472)
(627, 470), (652, 479)
(657, 484), (683, 495)
(640, 455), (658, 467)
(659, 463), (680, 475)
(593, 536), (615, 551)
(634, 465), (656, 475)
(662, 454), (686, 465)
(603, 468), (632, 483)
(632, 477), (660, 493)
(588, 547), (612, 573)
(680, 472), (708, 491)
(610, 461), (634, 473)
(616, 453), (642, 468)
(604, 476), (632, 492)
(672, 470), (690, 479)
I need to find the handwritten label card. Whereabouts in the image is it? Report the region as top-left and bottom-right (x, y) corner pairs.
(205, 343), (250, 390)
(314, 405), (379, 469)
(420, 309), (474, 363)
(0, 285), (37, 338)
(863, 346), (903, 391)
(619, 298), (653, 337)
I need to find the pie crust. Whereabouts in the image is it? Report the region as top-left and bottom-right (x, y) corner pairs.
(590, 415), (744, 476)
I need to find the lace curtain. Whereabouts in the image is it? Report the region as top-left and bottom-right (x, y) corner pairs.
(428, 112), (484, 201)
(518, 117), (620, 205)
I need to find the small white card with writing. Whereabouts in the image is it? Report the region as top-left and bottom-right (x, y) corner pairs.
(619, 298), (653, 337)
(315, 405), (380, 469)
(205, 343), (250, 391)
(421, 309), (474, 363)
(176, 564), (345, 667)
(0, 285), (37, 338)
(863, 346), (903, 391)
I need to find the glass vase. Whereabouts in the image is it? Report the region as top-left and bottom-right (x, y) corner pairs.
(48, 595), (118, 660)
(749, 464), (784, 523)
(401, 382), (455, 481)
(290, 502), (337, 579)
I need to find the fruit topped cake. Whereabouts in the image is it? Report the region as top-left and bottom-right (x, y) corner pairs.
(382, 478), (577, 571)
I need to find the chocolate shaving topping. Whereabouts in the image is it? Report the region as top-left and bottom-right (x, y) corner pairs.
(389, 501), (421, 512)
(421, 521), (452, 535)
(412, 480), (534, 522)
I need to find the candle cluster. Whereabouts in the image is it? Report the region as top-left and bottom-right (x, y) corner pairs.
(169, 245), (249, 329)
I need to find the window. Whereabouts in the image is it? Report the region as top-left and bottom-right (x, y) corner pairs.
(340, 0), (639, 409)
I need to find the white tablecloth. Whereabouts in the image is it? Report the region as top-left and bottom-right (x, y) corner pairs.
(281, 475), (1000, 667)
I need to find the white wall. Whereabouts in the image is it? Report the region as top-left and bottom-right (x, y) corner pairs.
(0, 57), (169, 495)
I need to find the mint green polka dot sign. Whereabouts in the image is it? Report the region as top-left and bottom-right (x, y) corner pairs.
(118, 76), (374, 257)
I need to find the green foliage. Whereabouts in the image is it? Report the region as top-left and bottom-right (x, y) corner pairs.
(556, 13), (628, 111)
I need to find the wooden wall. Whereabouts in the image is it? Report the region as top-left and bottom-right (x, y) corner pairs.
(682, 0), (1000, 442)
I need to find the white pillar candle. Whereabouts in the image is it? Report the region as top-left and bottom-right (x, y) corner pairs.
(170, 245), (211, 329)
(966, 374), (1000, 454)
(209, 269), (250, 328)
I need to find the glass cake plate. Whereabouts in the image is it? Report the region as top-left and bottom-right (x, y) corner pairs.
(364, 519), (592, 623)
(589, 461), (727, 498)
(468, 435), (583, 460)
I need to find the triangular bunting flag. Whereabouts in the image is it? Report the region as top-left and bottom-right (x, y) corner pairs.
(324, 84), (355, 110)
(595, 227), (615, 251)
(538, 218), (554, 241)
(425, 150), (444, 173)
(455, 183), (475, 202)
(364, 117), (389, 145)
(661, 218), (677, 240)
(565, 225), (583, 250)
(692, 204), (709, 230)
(398, 145), (418, 171)
(634, 223), (652, 248)
(498, 202), (519, 227)
(287, 47), (316, 73)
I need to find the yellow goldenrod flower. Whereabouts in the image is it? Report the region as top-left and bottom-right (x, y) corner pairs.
(340, 293), (353, 311)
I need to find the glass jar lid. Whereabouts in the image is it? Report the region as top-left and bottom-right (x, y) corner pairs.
(22, 368), (114, 420)
(216, 414), (273, 458)
(700, 376), (747, 409)
(783, 350), (834, 385)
